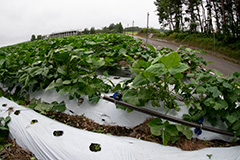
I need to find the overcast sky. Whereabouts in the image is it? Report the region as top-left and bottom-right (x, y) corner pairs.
(0, 0), (160, 47)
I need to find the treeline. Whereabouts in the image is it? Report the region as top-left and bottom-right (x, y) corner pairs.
(31, 35), (46, 41)
(82, 22), (124, 34)
(154, 0), (240, 39)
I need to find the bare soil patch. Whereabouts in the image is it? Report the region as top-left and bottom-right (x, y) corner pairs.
(45, 111), (240, 151)
(0, 139), (37, 160)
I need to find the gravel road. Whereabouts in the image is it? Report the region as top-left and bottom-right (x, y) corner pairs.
(135, 36), (240, 77)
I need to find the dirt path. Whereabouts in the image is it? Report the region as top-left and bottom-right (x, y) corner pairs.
(135, 36), (240, 77)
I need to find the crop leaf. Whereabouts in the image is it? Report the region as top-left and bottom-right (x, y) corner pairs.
(160, 52), (180, 69)
(213, 69), (223, 76)
(57, 67), (66, 75)
(45, 80), (56, 91)
(146, 44), (156, 53)
(105, 57), (114, 63)
(58, 87), (70, 95)
(93, 58), (105, 68)
(168, 63), (189, 75)
(148, 119), (178, 145)
(119, 48), (127, 55)
(148, 118), (163, 136)
(63, 80), (71, 85)
(212, 99), (228, 110)
(223, 82), (233, 90)
(145, 63), (167, 76)
(226, 114), (237, 124)
(0, 126), (9, 131)
(51, 101), (66, 112)
(232, 121), (240, 130)
(122, 89), (141, 106)
(204, 98), (215, 107)
(207, 86), (222, 98)
(196, 86), (206, 93)
(34, 101), (53, 114)
(88, 91), (101, 103)
(132, 75), (148, 87)
(176, 125), (193, 139)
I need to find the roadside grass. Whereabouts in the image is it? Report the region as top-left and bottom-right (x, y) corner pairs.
(125, 31), (138, 35)
(143, 32), (240, 64)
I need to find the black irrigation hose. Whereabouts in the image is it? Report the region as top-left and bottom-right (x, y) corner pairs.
(103, 95), (237, 138)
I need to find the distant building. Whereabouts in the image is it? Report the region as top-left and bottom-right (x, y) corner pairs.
(48, 30), (80, 38)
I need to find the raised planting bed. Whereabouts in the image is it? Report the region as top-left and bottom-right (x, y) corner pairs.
(0, 33), (240, 159)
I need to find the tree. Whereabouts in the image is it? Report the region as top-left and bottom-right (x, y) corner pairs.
(37, 35), (42, 40)
(154, 0), (174, 30)
(109, 23), (116, 31)
(83, 28), (90, 34)
(116, 22), (123, 33)
(154, 0), (240, 40)
(155, 0), (183, 31)
(90, 27), (96, 34)
(31, 34), (36, 41)
(185, 0), (198, 33)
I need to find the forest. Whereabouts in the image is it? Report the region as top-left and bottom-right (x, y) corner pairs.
(154, 0), (240, 60)
(154, 0), (239, 38)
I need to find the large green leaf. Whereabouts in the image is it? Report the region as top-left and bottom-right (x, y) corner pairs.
(122, 89), (141, 106)
(145, 63), (167, 76)
(132, 75), (148, 87)
(176, 125), (193, 139)
(88, 91), (101, 103)
(223, 82), (233, 90)
(57, 66), (66, 75)
(160, 52), (180, 69)
(148, 118), (163, 136)
(226, 114), (237, 124)
(214, 99), (228, 110)
(63, 80), (71, 85)
(196, 86), (206, 93)
(162, 131), (171, 146)
(119, 48), (127, 55)
(51, 101), (66, 112)
(148, 119), (178, 146)
(0, 126), (9, 131)
(105, 57), (114, 63)
(138, 87), (152, 100)
(146, 44), (156, 53)
(207, 86), (222, 98)
(93, 58), (105, 68)
(45, 80), (56, 91)
(232, 121), (240, 130)
(168, 63), (189, 75)
(58, 87), (70, 95)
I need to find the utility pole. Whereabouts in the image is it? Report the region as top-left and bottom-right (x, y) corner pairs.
(132, 21), (134, 37)
(146, 12), (149, 43)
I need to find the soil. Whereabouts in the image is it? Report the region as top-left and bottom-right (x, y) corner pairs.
(44, 111), (239, 151)
(0, 139), (37, 160)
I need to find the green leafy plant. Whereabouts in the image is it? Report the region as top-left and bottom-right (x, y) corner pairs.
(0, 116), (11, 151)
(122, 51), (189, 111)
(27, 98), (66, 114)
(148, 118), (192, 145)
(182, 71), (240, 138)
(1, 33), (240, 142)
(206, 154), (213, 159)
(0, 33), (151, 104)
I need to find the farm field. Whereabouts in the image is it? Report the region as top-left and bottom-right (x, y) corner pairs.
(0, 33), (240, 159)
